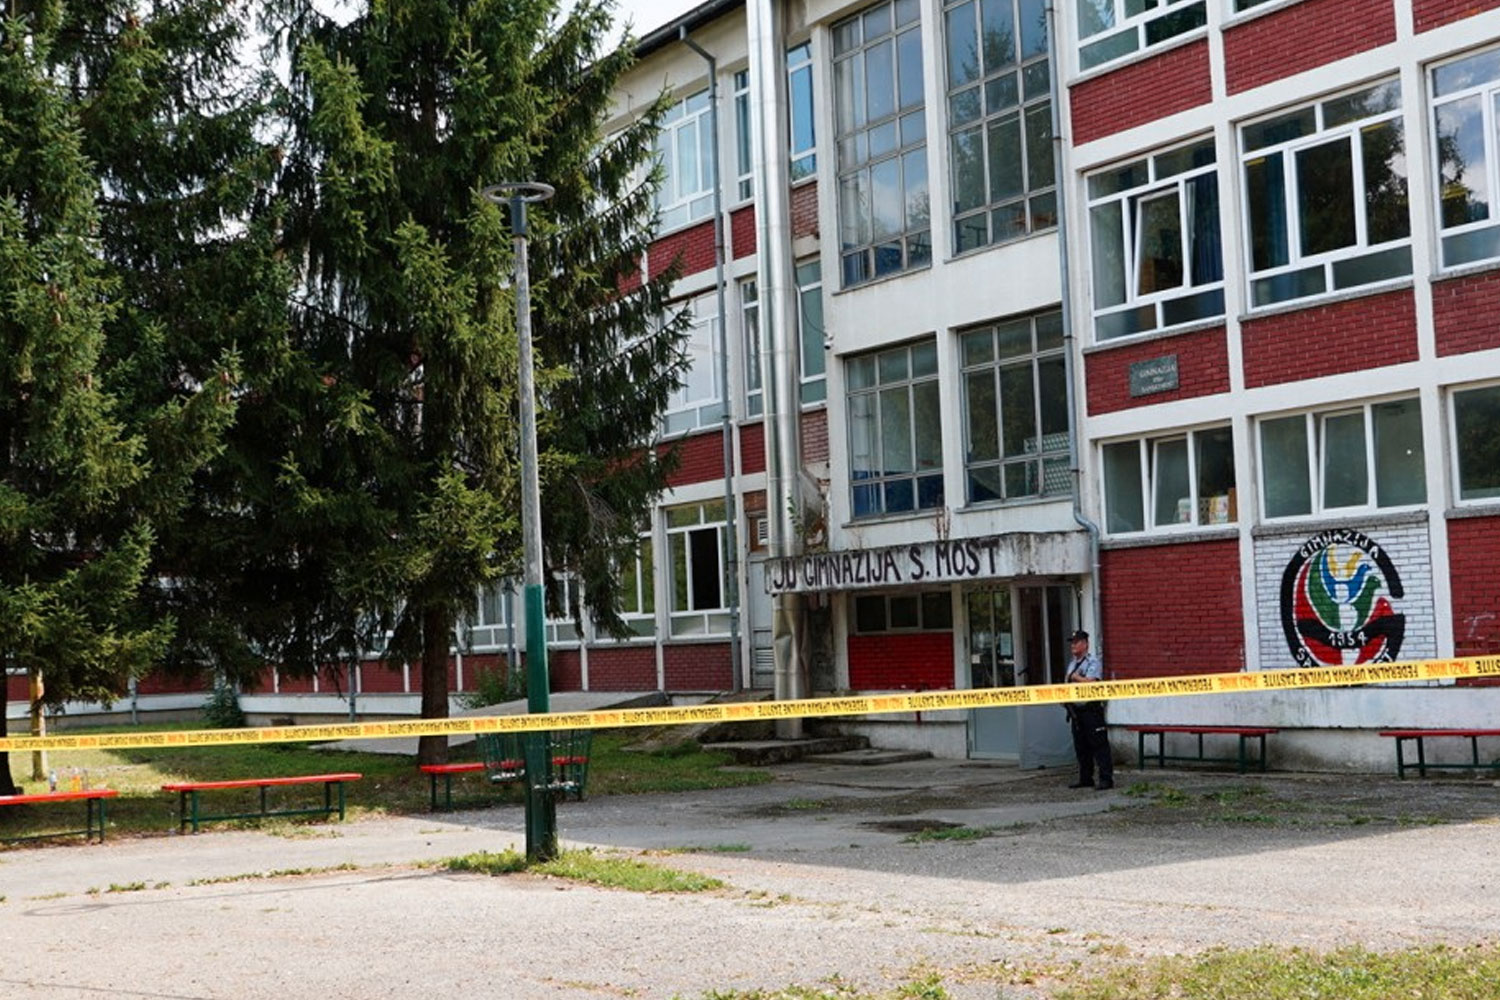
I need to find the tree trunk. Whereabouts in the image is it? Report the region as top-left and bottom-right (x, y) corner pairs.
(416, 605), (451, 765)
(0, 709), (19, 796)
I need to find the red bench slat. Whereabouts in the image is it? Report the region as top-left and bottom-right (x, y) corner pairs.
(161, 772), (361, 792)
(1379, 729), (1500, 738)
(1127, 726), (1279, 735)
(418, 763), (485, 775)
(0, 789), (118, 805)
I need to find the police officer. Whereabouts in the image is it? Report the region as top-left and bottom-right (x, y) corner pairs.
(1064, 629), (1113, 790)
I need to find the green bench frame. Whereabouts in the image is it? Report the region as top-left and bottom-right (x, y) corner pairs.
(1379, 729), (1500, 779)
(161, 773), (361, 833)
(0, 789), (118, 844)
(1128, 725), (1279, 774)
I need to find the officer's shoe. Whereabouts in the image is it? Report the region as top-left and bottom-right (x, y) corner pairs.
(1095, 781), (1114, 791)
(1068, 780), (1095, 789)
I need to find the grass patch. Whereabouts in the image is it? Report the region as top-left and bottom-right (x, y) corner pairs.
(442, 848), (724, 893)
(0, 723), (769, 843)
(1055, 943), (1500, 999)
(686, 973), (951, 999)
(1123, 782), (1190, 806)
(186, 863), (360, 886)
(783, 798), (830, 811)
(901, 825), (991, 844)
(105, 881), (147, 893)
(656, 844), (753, 854)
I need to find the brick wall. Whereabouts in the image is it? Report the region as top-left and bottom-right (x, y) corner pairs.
(664, 642), (732, 690)
(848, 632), (954, 689)
(1433, 269), (1500, 356)
(792, 181), (820, 241)
(584, 645), (657, 690)
(1085, 325), (1229, 416)
(1070, 41), (1211, 145)
(6, 674), (26, 702)
(135, 669), (209, 695)
(549, 649), (583, 691)
(1449, 516), (1500, 658)
(1224, 0), (1395, 94)
(359, 661), (408, 693)
(1101, 540), (1244, 678)
(1254, 521), (1436, 669)
(648, 219), (716, 281)
(741, 421), (767, 475)
(802, 409), (830, 464)
(731, 205), (756, 260)
(1414, 0), (1500, 30)
(277, 672), (316, 694)
(664, 429), (730, 487)
(1242, 288), (1417, 388)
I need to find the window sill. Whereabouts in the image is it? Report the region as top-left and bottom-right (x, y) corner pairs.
(1432, 257), (1500, 284)
(1239, 276), (1414, 324)
(1083, 315), (1227, 355)
(663, 634), (732, 644)
(1101, 524), (1239, 549)
(653, 213), (715, 241)
(1446, 503), (1500, 521)
(1223, 0), (1313, 31)
(842, 507), (947, 531)
(946, 224), (1058, 267)
(1251, 508), (1428, 540)
(833, 260), (933, 297)
(961, 492), (1074, 514)
(1068, 28), (1209, 90)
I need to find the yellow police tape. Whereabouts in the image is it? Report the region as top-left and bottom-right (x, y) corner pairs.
(4, 654), (1499, 753)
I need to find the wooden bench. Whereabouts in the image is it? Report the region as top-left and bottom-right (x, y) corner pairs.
(161, 773), (361, 833)
(1128, 726), (1280, 774)
(1378, 729), (1500, 779)
(0, 789), (118, 844)
(419, 762), (503, 811)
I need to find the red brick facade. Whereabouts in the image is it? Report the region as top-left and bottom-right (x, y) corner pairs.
(1070, 41), (1212, 145)
(584, 645), (657, 691)
(741, 421), (767, 475)
(1100, 540), (1245, 678)
(664, 430), (729, 487)
(731, 205), (756, 260)
(791, 181), (820, 241)
(648, 219), (716, 280)
(802, 409), (830, 464)
(848, 632), (954, 690)
(6, 674), (26, 702)
(1085, 326), (1230, 416)
(1449, 516), (1500, 658)
(549, 648), (583, 691)
(1433, 268), (1500, 356)
(1414, 0), (1500, 31)
(1224, 0), (1396, 94)
(1241, 288), (1417, 388)
(664, 642), (732, 690)
(359, 661), (408, 693)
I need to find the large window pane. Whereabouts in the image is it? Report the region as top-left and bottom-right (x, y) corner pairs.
(1262, 416), (1311, 517)
(1362, 121), (1410, 245)
(1104, 442), (1144, 532)
(849, 341), (943, 516)
(999, 364), (1035, 458)
(966, 371), (999, 461)
(1152, 438), (1191, 526)
(1137, 192), (1184, 294)
(1091, 202), (1126, 308)
(1246, 153), (1289, 271)
(1297, 139), (1356, 257)
(1321, 411), (1368, 509)
(1195, 426), (1236, 524)
(1372, 398), (1425, 507)
(1455, 385), (1500, 500)
(961, 311), (1067, 504)
(1435, 96), (1489, 228)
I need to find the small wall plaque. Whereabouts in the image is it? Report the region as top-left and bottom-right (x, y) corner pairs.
(1129, 354), (1179, 397)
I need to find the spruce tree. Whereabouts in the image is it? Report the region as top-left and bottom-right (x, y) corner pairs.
(263, 0), (685, 762)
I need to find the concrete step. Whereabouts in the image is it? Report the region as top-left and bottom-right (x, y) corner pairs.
(709, 734), (871, 765)
(801, 747), (933, 766)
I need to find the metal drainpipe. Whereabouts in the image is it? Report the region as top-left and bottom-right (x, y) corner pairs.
(679, 26), (744, 694)
(1046, 0), (1103, 642)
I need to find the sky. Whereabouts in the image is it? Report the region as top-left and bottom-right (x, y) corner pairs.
(614, 0), (703, 39)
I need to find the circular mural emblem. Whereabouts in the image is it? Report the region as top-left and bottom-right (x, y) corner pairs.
(1280, 530), (1405, 667)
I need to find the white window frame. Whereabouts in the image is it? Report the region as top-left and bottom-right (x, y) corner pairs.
(1239, 80), (1412, 310)
(1086, 137), (1224, 342)
(655, 89), (715, 232)
(614, 536), (657, 639)
(788, 42), (818, 182)
(545, 575), (583, 646)
(852, 591), (955, 633)
(1076, 0), (1207, 73)
(847, 339), (945, 519)
(797, 259), (827, 405)
(1431, 45), (1500, 270)
(1101, 425), (1236, 536)
(1450, 381), (1500, 505)
(740, 277), (763, 418)
(1257, 398), (1427, 521)
(469, 582), (514, 650)
(666, 500), (731, 637)
(733, 69), (754, 203)
(663, 294), (724, 436)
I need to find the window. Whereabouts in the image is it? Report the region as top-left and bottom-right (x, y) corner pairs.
(1453, 384), (1500, 501)
(546, 576), (582, 645)
(1088, 138), (1223, 341)
(854, 591), (954, 632)
(664, 295), (724, 435)
(848, 339), (944, 517)
(834, 0), (931, 286)
(798, 259), (827, 403)
(1102, 426), (1235, 534)
(961, 311), (1069, 504)
(1076, 0), (1205, 72)
(944, 0), (1055, 253)
(1259, 399), (1425, 519)
(666, 501), (731, 636)
(470, 583), (514, 649)
(1432, 46), (1500, 269)
(741, 278), (763, 417)
(733, 45), (819, 203)
(789, 43), (818, 181)
(655, 89), (714, 231)
(1240, 81), (1411, 308)
(615, 537), (657, 638)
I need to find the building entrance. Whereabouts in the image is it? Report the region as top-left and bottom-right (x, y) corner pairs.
(968, 584), (1076, 766)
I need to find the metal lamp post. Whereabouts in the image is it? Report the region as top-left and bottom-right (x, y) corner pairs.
(482, 180), (556, 861)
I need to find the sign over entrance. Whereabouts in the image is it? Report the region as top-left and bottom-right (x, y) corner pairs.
(762, 531), (1089, 596)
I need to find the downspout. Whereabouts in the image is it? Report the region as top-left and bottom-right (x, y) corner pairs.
(747, 0), (806, 736)
(680, 26), (744, 694)
(1046, 0), (1102, 641)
